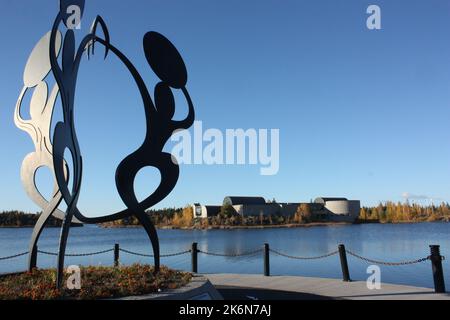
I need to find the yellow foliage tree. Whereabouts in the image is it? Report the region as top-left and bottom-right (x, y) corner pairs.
(294, 203), (312, 224)
(172, 206), (193, 228)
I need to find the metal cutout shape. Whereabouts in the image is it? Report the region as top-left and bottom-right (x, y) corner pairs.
(15, 1), (195, 288)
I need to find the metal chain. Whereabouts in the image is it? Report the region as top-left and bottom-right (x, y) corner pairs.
(198, 248), (263, 257)
(0, 251), (29, 261)
(269, 248), (339, 260)
(119, 248), (191, 258)
(0, 247), (441, 267)
(38, 248), (114, 257)
(345, 249), (431, 266)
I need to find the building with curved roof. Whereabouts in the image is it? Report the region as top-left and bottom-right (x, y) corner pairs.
(314, 197), (360, 221)
(223, 196), (266, 206)
(314, 197), (348, 204)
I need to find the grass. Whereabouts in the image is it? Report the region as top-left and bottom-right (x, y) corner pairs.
(0, 264), (192, 300)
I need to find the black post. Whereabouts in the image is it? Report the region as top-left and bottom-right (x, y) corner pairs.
(264, 243), (270, 276)
(430, 245), (446, 293)
(30, 245), (38, 270)
(338, 244), (351, 282)
(191, 242), (198, 273)
(114, 243), (120, 267)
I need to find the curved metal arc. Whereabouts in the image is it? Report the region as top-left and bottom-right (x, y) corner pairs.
(88, 16), (110, 59)
(49, 13), (83, 205)
(134, 211), (160, 272)
(56, 170), (82, 288)
(28, 190), (64, 270)
(49, 14), (65, 104)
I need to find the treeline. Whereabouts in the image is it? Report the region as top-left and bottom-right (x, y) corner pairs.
(105, 202), (450, 228)
(359, 202), (450, 223)
(101, 208), (184, 227)
(0, 211), (81, 227)
(4, 202), (449, 228)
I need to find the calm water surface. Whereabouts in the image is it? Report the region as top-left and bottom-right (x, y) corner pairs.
(1, 223), (449, 288)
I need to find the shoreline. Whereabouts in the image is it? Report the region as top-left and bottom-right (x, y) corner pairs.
(1, 220), (447, 230)
(0, 224), (83, 229)
(99, 220), (448, 230)
(98, 222), (352, 230)
(159, 222), (352, 230)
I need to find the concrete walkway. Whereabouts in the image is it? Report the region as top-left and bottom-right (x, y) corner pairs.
(206, 274), (450, 300)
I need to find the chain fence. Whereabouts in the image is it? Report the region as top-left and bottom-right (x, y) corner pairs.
(345, 249), (434, 266)
(198, 248), (263, 257)
(1, 243), (446, 292)
(0, 244), (443, 266)
(119, 248), (191, 258)
(0, 251), (28, 261)
(269, 248), (339, 260)
(37, 248), (114, 257)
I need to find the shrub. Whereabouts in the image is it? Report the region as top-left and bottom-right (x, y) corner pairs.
(0, 264), (191, 300)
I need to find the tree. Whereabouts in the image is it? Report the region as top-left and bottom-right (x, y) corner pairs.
(172, 206), (193, 227)
(360, 207), (367, 220)
(219, 204), (237, 218)
(294, 204), (313, 224)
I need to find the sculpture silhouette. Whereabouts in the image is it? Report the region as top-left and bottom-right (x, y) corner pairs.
(15, 1), (195, 289)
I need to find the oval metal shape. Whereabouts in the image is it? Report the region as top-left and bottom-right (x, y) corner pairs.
(23, 31), (62, 88)
(143, 32), (187, 89)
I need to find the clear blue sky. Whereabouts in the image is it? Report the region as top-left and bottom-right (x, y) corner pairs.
(1, 0), (450, 217)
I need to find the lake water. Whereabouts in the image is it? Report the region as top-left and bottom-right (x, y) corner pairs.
(1, 223), (449, 289)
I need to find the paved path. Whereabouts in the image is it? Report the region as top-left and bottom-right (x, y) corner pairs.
(206, 274), (450, 300)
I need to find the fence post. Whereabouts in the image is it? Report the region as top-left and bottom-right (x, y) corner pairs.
(114, 243), (120, 267)
(429, 245), (446, 293)
(338, 244), (351, 282)
(191, 242), (198, 273)
(29, 245), (38, 270)
(264, 243), (270, 276)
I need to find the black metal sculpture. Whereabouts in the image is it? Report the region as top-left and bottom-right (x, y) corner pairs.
(15, 0), (194, 288)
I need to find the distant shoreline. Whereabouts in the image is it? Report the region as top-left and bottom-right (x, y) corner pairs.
(99, 222), (351, 230)
(99, 220), (449, 230)
(1, 220), (447, 230)
(0, 224), (83, 229)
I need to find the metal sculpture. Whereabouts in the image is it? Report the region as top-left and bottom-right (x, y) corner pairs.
(14, 0), (194, 289)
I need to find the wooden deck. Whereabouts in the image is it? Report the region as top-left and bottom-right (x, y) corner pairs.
(206, 274), (450, 300)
